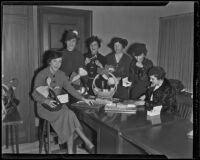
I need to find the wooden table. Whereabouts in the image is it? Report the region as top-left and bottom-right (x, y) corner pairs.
(121, 119), (193, 158)
(71, 102), (192, 157)
(2, 109), (23, 153)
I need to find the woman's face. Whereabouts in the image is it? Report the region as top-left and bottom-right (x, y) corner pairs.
(114, 42), (123, 54)
(150, 75), (161, 87)
(90, 41), (99, 55)
(49, 57), (62, 73)
(66, 38), (77, 51)
(134, 53), (145, 62)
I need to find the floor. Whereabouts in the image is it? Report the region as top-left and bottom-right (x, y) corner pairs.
(2, 140), (89, 154)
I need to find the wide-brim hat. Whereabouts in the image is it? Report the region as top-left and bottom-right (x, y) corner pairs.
(108, 37), (128, 49)
(127, 43), (147, 56)
(61, 29), (80, 42)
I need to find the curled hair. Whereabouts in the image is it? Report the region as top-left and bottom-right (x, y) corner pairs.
(148, 66), (166, 80)
(127, 42), (147, 57)
(42, 50), (63, 66)
(86, 36), (102, 49)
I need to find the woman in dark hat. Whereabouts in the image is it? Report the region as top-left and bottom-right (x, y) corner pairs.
(59, 29), (84, 80)
(134, 66), (177, 114)
(32, 50), (94, 154)
(84, 36), (107, 95)
(127, 42), (153, 99)
(106, 37), (132, 100)
(59, 29), (86, 102)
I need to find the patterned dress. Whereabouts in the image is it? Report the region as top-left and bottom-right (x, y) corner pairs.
(32, 67), (83, 143)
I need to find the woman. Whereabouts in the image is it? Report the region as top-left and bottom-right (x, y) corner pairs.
(135, 66), (177, 114)
(32, 50), (94, 154)
(59, 29), (87, 102)
(84, 36), (107, 95)
(106, 37), (132, 100)
(127, 42), (153, 99)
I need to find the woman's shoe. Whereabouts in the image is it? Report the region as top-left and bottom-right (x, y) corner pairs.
(85, 143), (95, 154)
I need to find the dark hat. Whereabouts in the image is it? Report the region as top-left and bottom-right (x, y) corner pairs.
(148, 66), (166, 79)
(127, 42), (147, 56)
(61, 29), (80, 42)
(108, 37), (128, 49)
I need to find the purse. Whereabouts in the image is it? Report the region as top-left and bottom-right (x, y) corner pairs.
(42, 88), (63, 112)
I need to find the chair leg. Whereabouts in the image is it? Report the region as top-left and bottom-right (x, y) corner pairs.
(5, 125), (9, 149)
(39, 119), (45, 154)
(14, 125), (19, 153)
(10, 125), (15, 153)
(47, 121), (51, 154)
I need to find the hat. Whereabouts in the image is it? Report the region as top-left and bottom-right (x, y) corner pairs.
(127, 43), (147, 56)
(108, 37), (128, 49)
(61, 29), (80, 42)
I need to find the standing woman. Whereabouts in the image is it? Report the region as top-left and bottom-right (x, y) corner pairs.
(32, 50), (94, 154)
(59, 29), (87, 102)
(84, 36), (107, 95)
(106, 37), (132, 100)
(127, 43), (153, 99)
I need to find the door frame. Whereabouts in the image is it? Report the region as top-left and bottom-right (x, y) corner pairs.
(38, 6), (92, 65)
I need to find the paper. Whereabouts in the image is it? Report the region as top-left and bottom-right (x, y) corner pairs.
(122, 77), (132, 87)
(57, 94), (69, 103)
(147, 105), (162, 116)
(79, 67), (88, 76)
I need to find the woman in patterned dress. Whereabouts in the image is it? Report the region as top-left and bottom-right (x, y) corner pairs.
(32, 50), (94, 154)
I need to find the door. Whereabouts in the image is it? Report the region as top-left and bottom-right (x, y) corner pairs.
(38, 6), (92, 65)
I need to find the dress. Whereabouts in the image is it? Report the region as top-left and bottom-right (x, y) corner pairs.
(106, 52), (132, 100)
(32, 67), (83, 143)
(84, 52), (107, 95)
(129, 57), (153, 99)
(59, 48), (85, 102)
(144, 78), (177, 114)
(59, 48), (85, 77)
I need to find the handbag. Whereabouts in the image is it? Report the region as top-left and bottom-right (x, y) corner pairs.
(42, 88), (63, 112)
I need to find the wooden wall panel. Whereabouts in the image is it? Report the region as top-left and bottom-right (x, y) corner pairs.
(2, 5), (36, 145)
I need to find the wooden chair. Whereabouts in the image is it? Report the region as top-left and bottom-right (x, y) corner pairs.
(38, 118), (79, 154)
(38, 119), (58, 154)
(176, 92), (193, 120)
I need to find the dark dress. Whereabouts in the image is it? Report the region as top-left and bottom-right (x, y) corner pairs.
(144, 78), (177, 114)
(106, 52), (132, 100)
(32, 67), (84, 144)
(129, 57), (153, 99)
(84, 52), (107, 95)
(59, 48), (85, 77)
(59, 48), (85, 102)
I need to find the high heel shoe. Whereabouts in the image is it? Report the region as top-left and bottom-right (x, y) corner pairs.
(85, 142), (95, 154)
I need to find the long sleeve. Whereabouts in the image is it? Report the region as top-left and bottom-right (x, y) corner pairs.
(62, 74), (84, 101)
(145, 80), (176, 113)
(32, 71), (48, 104)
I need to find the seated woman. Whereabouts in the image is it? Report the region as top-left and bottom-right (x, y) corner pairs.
(84, 36), (107, 95)
(135, 66), (177, 114)
(32, 50), (94, 154)
(127, 42), (153, 99)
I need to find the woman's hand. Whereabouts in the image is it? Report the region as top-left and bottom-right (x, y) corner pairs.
(85, 58), (91, 65)
(95, 60), (103, 68)
(44, 99), (57, 108)
(134, 100), (145, 106)
(82, 98), (94, 106)
(136, 62), (143, 68)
